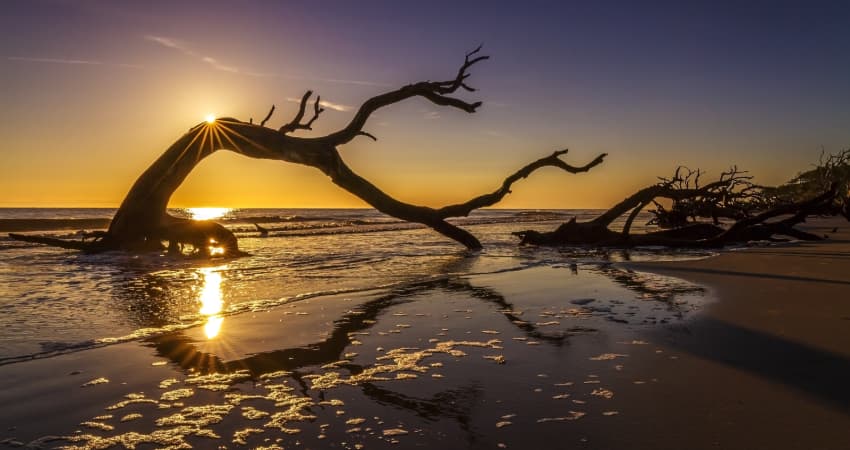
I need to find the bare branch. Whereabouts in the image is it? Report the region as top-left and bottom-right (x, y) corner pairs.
(437, 150), (607, 218)
(437, 44), (489, 94)
(357, 131), (378, 141)
(719, 183), (838, 239)
(593, 170), (744, 229)
(280, 91), (325, 134)
(260, 105), (275, 127)
(318, 148), (606, 249)
(304, 95), (325, 129)
(622, 200), (651, 238)
(322, 48), (489, 146)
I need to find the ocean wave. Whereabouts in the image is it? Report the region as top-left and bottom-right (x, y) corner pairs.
(220, 214), (398, 224)
(230, 216), (575, 237)
(0, 218), (111, 232)
(0, 212), (561, 233)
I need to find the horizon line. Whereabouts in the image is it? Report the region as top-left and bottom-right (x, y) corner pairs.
(0, 205), (607, 210)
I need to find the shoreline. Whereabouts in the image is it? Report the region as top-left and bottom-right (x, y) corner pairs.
(1, 218), (848, 449)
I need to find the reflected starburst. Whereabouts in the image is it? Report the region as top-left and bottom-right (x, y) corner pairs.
(198, 266), (225, 339)
(204, 316), (224, 340)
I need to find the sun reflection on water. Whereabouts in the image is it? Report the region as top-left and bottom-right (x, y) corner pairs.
(208, 244), (225, 256)
(187, 207), (231, 221)
(199, 266), (226, 339)
(204, 316), (224, 340)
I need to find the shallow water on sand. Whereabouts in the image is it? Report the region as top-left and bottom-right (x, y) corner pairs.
(0, 262), (710, 448)
(0, 208), (713, 365)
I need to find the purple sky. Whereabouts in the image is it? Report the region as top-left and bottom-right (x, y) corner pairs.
(2, 0), (849, 207)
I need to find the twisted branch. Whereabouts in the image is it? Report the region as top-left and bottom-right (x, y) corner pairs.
(321, 46), (489, 146)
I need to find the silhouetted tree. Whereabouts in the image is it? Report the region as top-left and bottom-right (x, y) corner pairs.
(762, 148), (850, 220)
(514, 166), (839, 247)
(10, 47), (605, 254)
(645, 166), (767, 228)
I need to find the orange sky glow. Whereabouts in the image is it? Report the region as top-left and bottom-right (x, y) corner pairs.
(2, 2), (848, 209)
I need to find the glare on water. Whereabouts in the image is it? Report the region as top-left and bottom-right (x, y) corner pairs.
(187, 207), (231, 221)
(199, 266), (226, 339)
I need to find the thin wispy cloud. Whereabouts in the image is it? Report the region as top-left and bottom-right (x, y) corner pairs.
(7, 56), (141, 69)
(144, 35), (181, 50)
(145, 34), (240, 73)
(201, 56), (238, 73)
(285, 97), (352, 112)
(144, 34), (275, 77)
(309, 77), (391, 88)
(279, 74), (392, 88)
(144, 34), (390, 86)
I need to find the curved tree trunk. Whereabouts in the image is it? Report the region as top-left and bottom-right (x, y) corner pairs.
(10, 48), (606, 255)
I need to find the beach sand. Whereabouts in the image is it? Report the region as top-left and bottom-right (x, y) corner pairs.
(1, 218), (848, 449)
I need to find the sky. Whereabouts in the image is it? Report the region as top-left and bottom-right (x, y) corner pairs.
(1, 0), (849, 208)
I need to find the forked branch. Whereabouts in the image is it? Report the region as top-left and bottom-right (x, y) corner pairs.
(280, 91), (325, 134)
(322, 46), (489, 146)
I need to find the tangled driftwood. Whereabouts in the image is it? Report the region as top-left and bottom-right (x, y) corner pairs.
(514, 168), (838, 248)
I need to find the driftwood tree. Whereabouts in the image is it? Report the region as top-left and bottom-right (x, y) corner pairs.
(10, 48), (605, 255)
(646, 166), (767, 229)
(762, 148), (850, 220)
(515, 166), (839, 248)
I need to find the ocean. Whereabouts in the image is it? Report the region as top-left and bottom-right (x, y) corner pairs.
(0, 208), (710, 366)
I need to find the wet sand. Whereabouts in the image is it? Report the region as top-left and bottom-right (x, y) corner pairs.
(615, 217), (850, 450)
(1, 218), (849, 449)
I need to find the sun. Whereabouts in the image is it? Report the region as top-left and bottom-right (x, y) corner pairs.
(205, 114), (216, 124)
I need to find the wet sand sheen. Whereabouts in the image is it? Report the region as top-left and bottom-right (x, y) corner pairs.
(1, 218), (849, 449)
(0, 262), (707, 449)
